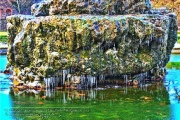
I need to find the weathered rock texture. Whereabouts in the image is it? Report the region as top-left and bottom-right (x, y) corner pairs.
(31, 0), (152, 16)
(6, 0), (177, 87)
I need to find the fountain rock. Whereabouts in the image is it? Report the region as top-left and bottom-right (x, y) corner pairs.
(6, 0), (177, 86)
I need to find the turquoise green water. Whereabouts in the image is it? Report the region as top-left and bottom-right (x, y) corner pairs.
(169, 54), (180, 62)
(0, 55), (14, 120)
(1, 55), (180, 120)
(9, 86), (170, 120)
(0, 55), (7, 71)
(165, 69), (180, 120)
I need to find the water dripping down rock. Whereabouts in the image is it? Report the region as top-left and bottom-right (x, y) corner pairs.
(6, 0), (178, 89)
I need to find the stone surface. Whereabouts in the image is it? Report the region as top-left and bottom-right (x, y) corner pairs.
(6, 0), (177, 87)
(31, 0), (152, 16)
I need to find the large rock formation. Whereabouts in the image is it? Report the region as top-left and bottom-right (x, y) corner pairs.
(6, 0), (177, 87)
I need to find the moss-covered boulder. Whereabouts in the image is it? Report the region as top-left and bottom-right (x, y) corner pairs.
(6, 0), (177, 86)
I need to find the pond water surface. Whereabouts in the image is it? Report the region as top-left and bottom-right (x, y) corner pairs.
(169, 54), (180, 62)
(0, 55), (180, 120)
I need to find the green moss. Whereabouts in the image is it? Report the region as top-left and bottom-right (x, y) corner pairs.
(137, 48), (151, 62)
(166, 62), (180, 69)
(80, 50), (90, 58)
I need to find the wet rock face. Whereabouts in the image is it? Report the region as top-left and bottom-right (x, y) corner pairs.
(6, 0), (177, 83)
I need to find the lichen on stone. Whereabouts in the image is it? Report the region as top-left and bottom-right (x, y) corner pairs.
(6, 0), (177, 86)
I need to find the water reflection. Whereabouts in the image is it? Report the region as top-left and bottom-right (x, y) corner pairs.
(165, 69), (180, 120)
(10, 82), (166, 102)
(0, 73), (14, 120)
(11, 88), (97, 102)
(8, 82), (170, 120)
(165, 69), (180, 104)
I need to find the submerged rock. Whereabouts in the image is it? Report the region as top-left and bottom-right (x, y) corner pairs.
(6, 0), (177, 87)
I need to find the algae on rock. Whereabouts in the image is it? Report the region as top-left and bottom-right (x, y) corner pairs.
(6, 0), (177, 87)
